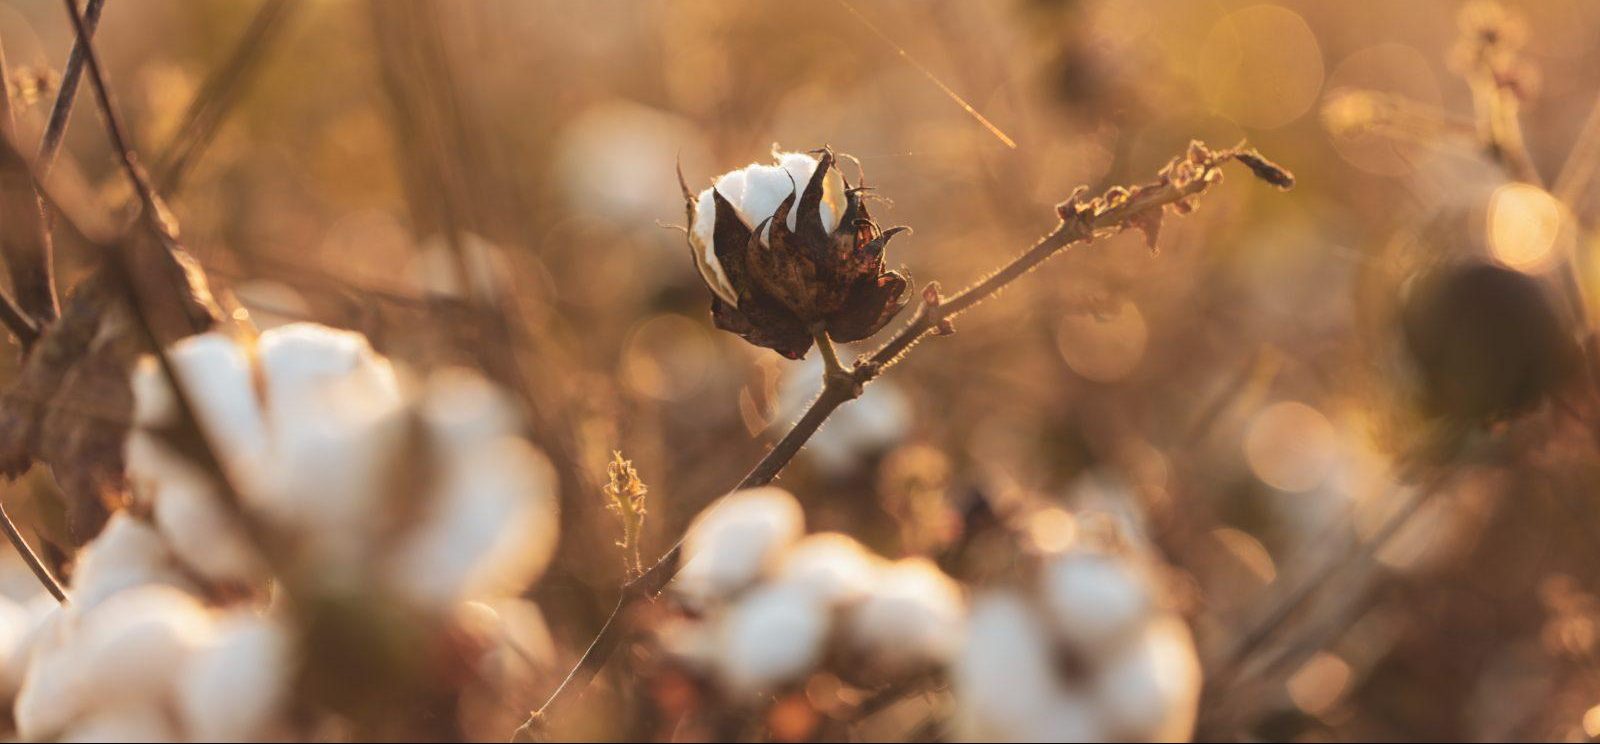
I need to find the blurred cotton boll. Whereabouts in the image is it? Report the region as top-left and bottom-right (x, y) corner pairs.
(6, 320), (573, 739)
(124, 322), (559, 600)
(844, 557), (965, 672)
(663, 488), (966, 702)
(674, 486), (805, 608)
(778, 354), (912, 474)
(714, 582), (832, 696)
(556, 100), (711, 219)
(952, 521), (1199, 743)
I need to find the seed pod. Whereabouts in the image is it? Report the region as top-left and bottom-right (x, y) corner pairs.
(680, 149), (912, 359)
(1400, 261), (1574, 423)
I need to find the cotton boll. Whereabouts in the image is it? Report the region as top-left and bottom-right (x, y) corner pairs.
(774, 151), (844, 233)
(58, 705), (179, 743)
(70, 585), (216, 710)
(714, 582), (831, 696)
(674, 487), (805, 608)
(774, 532), (881, 605)
(161, 332), (270, 459)
(250, 326), (407, 567)
(1091, 616), (1201, 742)
(15, 612), (75, 739)
(952, 593), (1100, 742)
(1039, 552), (1152, 656)
(70, 513), (194, 611)
(150, 470), (265, 585)
(178, 611), (295, 742)
(255, 323), (395, 401)
(0, 596), (57, 700)
(845, 558), (964, 671)
(779, 356), (911, 474)
(389, 438), (559, 605)
(0, 595), (31, 699)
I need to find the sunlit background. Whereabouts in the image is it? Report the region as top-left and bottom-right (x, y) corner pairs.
(0, 0), (1597, 741)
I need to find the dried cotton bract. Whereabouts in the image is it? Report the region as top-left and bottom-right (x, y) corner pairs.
(680, 149), (912, 359)
(953, 534), (1200, 742)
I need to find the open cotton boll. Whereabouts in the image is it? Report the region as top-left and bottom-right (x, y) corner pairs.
(69, 513), (196, 612)
(178, 611), (294, 742)
(1039, 552), (1153, 656)
(388, 437), (559, 605)
(953, 592), (1102, 742)
(714, 582), (831, 696)
(0, 595), (32, 699)
(1090, 616), (1202, 742)
(128, 333), (269, 461)
(845, 558), (964, 671)
(17, 585), (214, 739)
(689, 151), (847, 306)
(674, 487), (805, 608)
(67, 585), (216, 710)
(247, 325), (409, 572)
(150, 469), (266, 585)
(773, 532), (882, 605)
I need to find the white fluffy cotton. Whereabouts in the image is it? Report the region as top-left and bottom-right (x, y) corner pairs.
(774, 532), (882, 605)
(953, 593), (1099, 742)
(16, 585), (214, 740)
(714, 582), (832, 696)
(177, 611), (295, 742)
(124, 322), (560, 599)
(674, 487), (805, 608)
(778, 355), (912, 474)
(951, 544), (1201, 743)
(667, 489), (968, 698)
(1039, 553), (1152, 655)
(687, 151), (847, 306)
(845, 557), (965, 670)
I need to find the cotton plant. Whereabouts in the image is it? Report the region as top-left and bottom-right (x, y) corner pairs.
(5, 322), (561, 741)
(661, 487), (964, 699)
(518, 142), (1290, 741)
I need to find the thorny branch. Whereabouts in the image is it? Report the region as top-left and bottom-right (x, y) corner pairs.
(512, 141), (1293, 741)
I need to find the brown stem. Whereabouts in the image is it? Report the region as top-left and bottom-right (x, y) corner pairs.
(37, 0), (105, 173)
(0, 498), (66, 603)
(512, 142), (1291, 741)
(0, 38), (58, 326)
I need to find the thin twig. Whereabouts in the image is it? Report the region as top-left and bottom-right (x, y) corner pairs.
(511, 141), (1293, 741)
(37, 0), (105, 173)
(57, 0), (282, 567)
(0, 38), (58, 325)
(0, 498), (66, 603)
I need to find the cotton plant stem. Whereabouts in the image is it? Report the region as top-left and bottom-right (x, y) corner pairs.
(0, 498), (66, 603)
(37, 0), (105, 173)
(512, 143), (1290, 741)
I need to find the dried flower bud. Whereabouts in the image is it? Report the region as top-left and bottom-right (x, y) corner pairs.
(680, 149), (912, 359)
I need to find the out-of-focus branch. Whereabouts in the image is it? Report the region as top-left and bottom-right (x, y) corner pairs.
(0, 39), (59, 327)
(151, 0), (300, 195)
(511, 141), (1294, 741)
(37, 0), (105, 173)
(57, 0), (280, 567)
